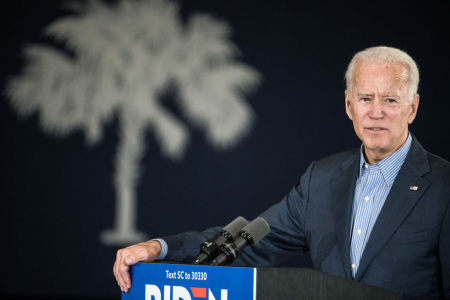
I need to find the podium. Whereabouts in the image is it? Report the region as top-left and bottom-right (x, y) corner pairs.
(122, 262), (401, 300)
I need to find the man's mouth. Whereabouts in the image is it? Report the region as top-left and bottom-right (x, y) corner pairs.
(366, 127), (386, 131)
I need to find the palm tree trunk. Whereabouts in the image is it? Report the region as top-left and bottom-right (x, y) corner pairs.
(100, 111), (148, 246)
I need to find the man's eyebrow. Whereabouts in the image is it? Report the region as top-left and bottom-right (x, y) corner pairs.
(356, 93), (400, 98)
(381, 93), (399, 98)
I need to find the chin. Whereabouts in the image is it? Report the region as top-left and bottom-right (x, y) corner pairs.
(365, 143), (388, 152)
(362, 138), (389, 152)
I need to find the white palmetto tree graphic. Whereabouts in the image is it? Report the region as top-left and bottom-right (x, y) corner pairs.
(6, 0), (260, 245)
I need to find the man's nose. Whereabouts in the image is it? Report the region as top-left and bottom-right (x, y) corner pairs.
(369, 99), (384, 118)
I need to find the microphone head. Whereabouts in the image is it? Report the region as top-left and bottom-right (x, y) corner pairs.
(223, 216), (249, 239)
(241, 217), (270, 244)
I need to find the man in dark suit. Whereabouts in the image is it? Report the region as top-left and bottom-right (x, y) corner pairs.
(114, 47), (450, 299)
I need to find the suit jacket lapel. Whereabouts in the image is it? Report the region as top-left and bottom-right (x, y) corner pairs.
(355, 136), (430, 281)
(332, 151), (360, 279)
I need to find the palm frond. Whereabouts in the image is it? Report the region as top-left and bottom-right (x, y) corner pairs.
(177, 62), (261, 149)
(183, 14), (238, 66)
(7, 45), (118, 144)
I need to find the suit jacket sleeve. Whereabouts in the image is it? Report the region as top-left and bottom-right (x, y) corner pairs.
(161, 162), (315, 266)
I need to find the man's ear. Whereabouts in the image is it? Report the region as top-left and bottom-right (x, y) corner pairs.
(408, 94), (420, 124)
(345, 90), (353, 120)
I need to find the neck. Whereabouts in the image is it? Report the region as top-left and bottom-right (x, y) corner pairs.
(363, 150), (385, 165)
(363, 135), (408, 165)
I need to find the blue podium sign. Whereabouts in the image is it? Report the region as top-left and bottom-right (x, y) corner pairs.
(122, 262), (256, 300)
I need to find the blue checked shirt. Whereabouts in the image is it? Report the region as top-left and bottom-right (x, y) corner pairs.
(350, 133), (412, 278)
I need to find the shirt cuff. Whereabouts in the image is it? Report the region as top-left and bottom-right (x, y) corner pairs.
(152, 239), (168, 260)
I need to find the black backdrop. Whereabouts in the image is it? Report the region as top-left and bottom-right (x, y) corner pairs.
(1, 0), (450, 299)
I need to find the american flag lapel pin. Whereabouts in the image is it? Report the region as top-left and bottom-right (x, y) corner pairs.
(410, 186), (418, 191)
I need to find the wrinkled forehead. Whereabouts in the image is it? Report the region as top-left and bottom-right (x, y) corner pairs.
(353, 61), (409, 88)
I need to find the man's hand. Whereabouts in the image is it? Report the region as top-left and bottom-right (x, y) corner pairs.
(114, 240), (162, 293)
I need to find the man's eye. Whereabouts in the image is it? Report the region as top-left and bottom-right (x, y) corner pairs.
(361, 98), (370, 101)
(387, 99), (397, 103)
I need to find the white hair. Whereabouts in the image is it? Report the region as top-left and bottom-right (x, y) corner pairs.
(345, 46), (419, 101)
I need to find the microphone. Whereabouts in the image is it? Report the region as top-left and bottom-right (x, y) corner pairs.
(210, 217), (270, 266)
(192, 216), (248, 265)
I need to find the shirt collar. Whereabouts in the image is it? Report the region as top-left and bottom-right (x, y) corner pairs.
(359, 133), (412, 186)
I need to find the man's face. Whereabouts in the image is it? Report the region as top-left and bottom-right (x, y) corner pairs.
(345, 61), (419, 164)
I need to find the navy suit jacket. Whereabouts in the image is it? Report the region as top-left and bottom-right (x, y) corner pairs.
(163, 135), (450, 299)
